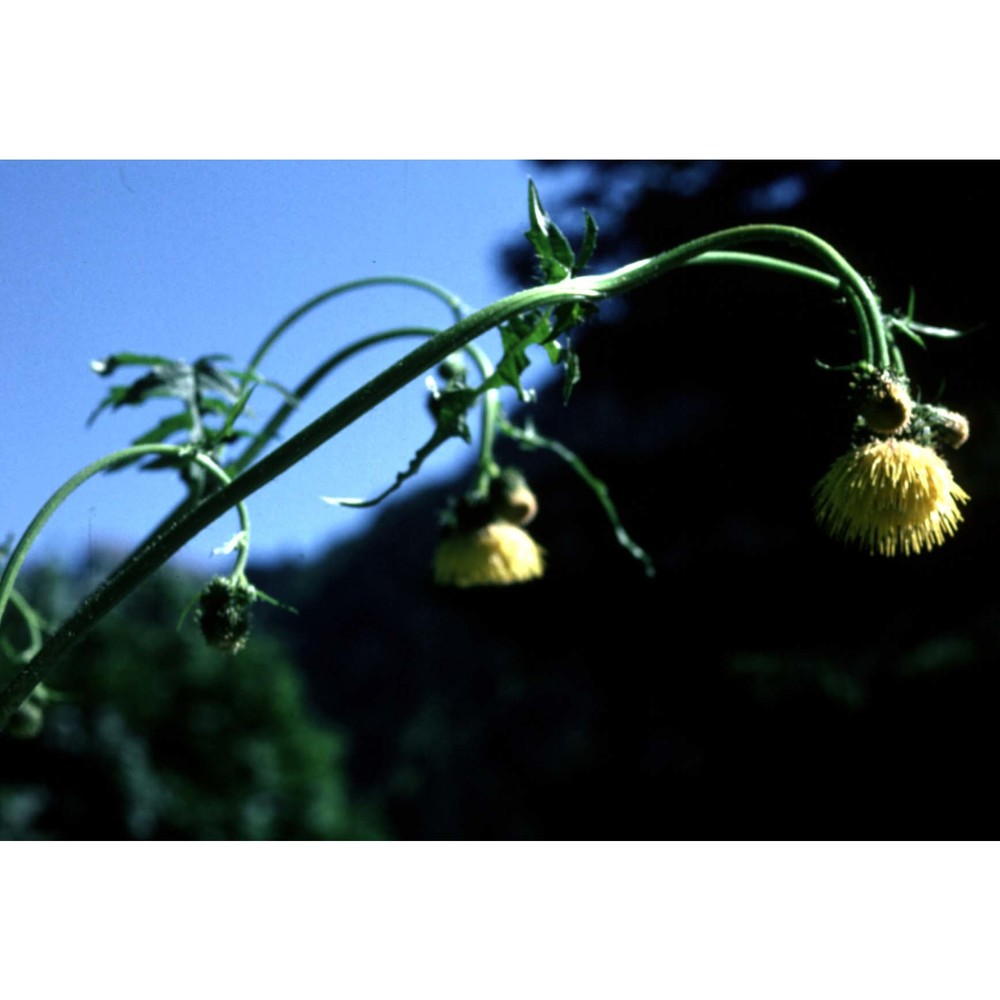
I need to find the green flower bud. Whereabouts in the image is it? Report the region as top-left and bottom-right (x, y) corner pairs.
(197, 576), (254, 653)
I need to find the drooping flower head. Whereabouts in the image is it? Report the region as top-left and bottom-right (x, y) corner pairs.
(433, 521), (545, 587)
(433, 469), (544, 587)
(814, 436), (969, 557)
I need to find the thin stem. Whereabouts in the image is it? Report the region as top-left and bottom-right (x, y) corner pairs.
(0, 445), (246, 675)
(242, 276), (468, 391)
(683, 250), (877, 366)
(2, 589), (45, 664)
(231, 327), (444, 476)
(499, 417), (655, 578)
(683, 250), (842, 290)
(243, 328), (502, 503)
(595, 226), (890, 369)
(457, 342), (500, 493)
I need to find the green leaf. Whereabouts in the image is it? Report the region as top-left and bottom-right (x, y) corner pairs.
(90, 352), (177, 376)
(86, 365), (194, 425)
(192, 357), (241, 401)
(494, 312), (551, 400)
(575, 209), (599, 271)
(325, 375), (477, 511)
(428, 383), (476, 445)
(551, 299), (596, 339)
(233, 369), (299, 406)
(560, 337), (582, 405)
(500, 418), (655, 578)
(524, 180), (599, 286)
(130, 412), (195, 447)
(525, 180), (573, 284)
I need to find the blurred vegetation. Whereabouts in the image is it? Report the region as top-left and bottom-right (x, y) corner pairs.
(0, 557), (382, 839)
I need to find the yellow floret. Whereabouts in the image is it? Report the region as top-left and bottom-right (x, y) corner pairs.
(433, 522), (545, 587)
(814, 438), (969, 556)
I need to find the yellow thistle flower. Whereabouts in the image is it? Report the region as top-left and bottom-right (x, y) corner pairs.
(815, 437), (969, 556)
(433, 522), (545, 587)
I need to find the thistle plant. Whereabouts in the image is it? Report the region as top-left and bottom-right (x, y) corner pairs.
(0, 180), (972, 734)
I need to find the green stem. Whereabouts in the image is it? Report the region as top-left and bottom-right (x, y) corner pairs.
(232, 327), (444, 476)
(239, 328), (502, 502)
(683, 251), (877, 368)
(0, 226), (883, 728)
(0, 445), (247, 688)
(2, 589), (45, 664)
(456, 342), (500, 493)
(597, 227), (889, 370)
(242, 276), (468, 390)
(683, 250), (842, 289)
(499, 418), (655, 578)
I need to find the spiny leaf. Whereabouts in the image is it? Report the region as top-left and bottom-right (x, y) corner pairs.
(500, 417), (655, 578)
(525, 179), (573, 284)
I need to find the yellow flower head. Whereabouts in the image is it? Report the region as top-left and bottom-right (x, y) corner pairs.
(814, 437), (970, 557)
(433, 522), (545, 587)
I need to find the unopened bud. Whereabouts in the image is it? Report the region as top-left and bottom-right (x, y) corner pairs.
(490, 469), (539, 526)
(198, 576), (254, 653)
(857, 371), (913, 435)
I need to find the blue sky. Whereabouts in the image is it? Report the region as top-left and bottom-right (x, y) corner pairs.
(1, 161), (577, 571)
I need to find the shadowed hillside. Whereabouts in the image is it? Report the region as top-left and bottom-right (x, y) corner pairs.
(255, 162), (1000, 839)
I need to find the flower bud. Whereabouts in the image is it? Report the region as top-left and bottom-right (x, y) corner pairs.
(437, 353), (467, 382)
(489, 468), (538, 526)
(197, 576), (254, 653)
(856, 371), (913, 435)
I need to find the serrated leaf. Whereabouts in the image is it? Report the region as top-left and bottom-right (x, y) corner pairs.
(326, 422), (457, 510)
(525, 179), (573, 284)
(494, 312), (551, 400)
(500, 418), (654, 578)
(428, 384), (476, 445)
(541, 339), (562, 365)
(550, 299), (596, 340)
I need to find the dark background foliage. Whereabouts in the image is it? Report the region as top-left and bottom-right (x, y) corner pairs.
(4, 161), (998, 839)
(259, 161), (1000, 839)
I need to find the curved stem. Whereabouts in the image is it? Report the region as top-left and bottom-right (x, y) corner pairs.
(682, 250), (842, 290)
(239, 328), (503, 499)
(461, 343), (501, 493)
(499, 417), (655, 578)
(0, 227), (883, 728)
(2, 589), (45, 664)
(597, 226), (890, 370)
(0, 445), (246, 660)
(683, 250), (876, 366)
(231, 327), (444, 476)
(242, 276), (468, 391)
